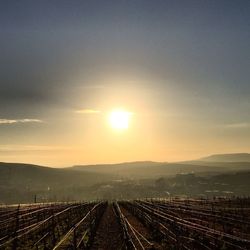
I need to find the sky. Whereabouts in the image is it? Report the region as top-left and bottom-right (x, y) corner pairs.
(0, 0), (250, 167)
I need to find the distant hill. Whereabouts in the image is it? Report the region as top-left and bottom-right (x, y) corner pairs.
(2, 155), (250, 203)
(72, 161), (163, 174)
(70, 161), (250, 178)
(0, 162), (114, 188)
(198, 153), (250, 162)
(0, 162), (115, 203)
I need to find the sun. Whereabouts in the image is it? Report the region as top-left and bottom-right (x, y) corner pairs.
(108, 109), (131, 130)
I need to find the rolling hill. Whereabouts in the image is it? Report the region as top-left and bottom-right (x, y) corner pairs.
(71, 160), (250, 178)
(0, 162), (115, 203)
(198, 153), (250, 162)
(0, 162), (115, 188)
(1, 153), (250, 203)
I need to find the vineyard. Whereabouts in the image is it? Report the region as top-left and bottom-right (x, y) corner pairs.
(0, 197), (250, 249)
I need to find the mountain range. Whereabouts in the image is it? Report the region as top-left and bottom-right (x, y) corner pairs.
(198, 153), (250, 162)
(1, 153), (250, 203)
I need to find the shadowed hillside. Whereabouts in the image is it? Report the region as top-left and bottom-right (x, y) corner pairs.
(0, 162), (115, 203)
(71, 160), (250, 178)
(198, 153), (250, 162)
(1, 154), (250, 204)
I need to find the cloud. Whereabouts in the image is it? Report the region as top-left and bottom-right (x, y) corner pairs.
(0, 145), (73, 157)
(75, 109), (101, 114)
(0, 144), (69, 152)
(0, 119), (43, 125)
(224, 123), (250, 129)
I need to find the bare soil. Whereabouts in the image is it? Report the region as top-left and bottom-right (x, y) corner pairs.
(90, 204), (125, 250)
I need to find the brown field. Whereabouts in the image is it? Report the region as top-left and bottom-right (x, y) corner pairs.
(0, 197), (250, 249)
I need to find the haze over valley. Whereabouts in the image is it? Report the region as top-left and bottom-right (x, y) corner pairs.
(1, 153), (250, 204)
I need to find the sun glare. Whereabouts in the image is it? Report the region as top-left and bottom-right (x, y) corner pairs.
(109, 109), (131, 130)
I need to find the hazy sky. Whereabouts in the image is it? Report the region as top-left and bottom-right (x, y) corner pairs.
(0, 0), (250, 166)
